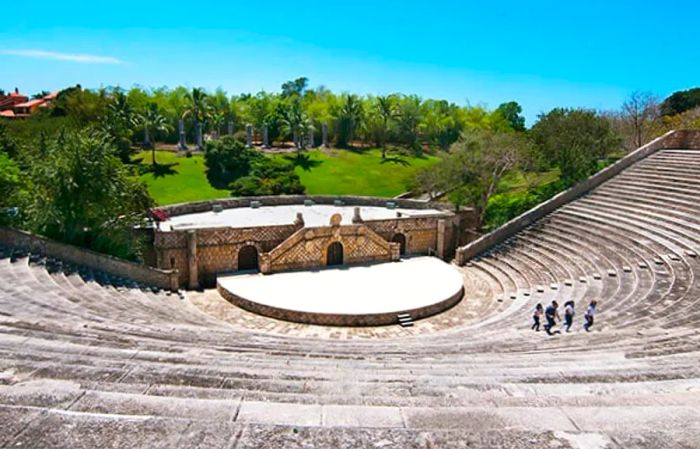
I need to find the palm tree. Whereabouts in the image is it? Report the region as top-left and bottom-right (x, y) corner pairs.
(135, 104), (172, 165)
(376, 95), (395, 158)
(211, 111), (226, 138)
(182, 88), (210, 148)
(335, 94), (363, 148)
(281, 100), (313, 153)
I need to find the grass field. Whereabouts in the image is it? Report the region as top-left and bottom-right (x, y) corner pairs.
(276, 148), (439, 197)
(135, 151), (229, 205)
(136, 148), (440, 205)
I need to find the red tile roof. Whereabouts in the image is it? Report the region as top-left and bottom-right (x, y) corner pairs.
(0, 110), (15, 117)
(14, 99), (45, 108)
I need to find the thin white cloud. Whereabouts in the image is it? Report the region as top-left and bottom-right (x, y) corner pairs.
(1, 49), (123, 64)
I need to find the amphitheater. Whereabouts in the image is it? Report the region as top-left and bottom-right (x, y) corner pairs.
(1, 130), (700, 448)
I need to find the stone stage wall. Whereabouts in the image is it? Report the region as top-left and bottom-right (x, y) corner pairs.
(263, 224), (400, 274)
(154, 196), (474, 289)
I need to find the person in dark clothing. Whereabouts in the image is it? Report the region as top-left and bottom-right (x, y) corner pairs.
(563, 300), (575, 332)
(531, 303), (543, 331)
(583, 300), (598, 332)
(543, 300), (561, 335)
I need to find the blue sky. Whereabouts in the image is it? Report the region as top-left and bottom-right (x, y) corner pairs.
(2, 0), (698, 123)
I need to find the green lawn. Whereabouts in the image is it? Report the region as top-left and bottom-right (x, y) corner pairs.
(135, 151), (229, 205)
(496, 168), (561, 194)
(135, 148), (440, 205)
(276, 149), (439, 197)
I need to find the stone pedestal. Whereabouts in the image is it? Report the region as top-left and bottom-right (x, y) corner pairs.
(308, 128), (314, 148)
(262, 123), (269, 148)
(245, 124), (253, 147)
(322, 123), (329, 148)
(352, 207), (363, 224)
(294, 212), (304, 226)
(178, 119), (187, 150)
(195, 122), (203, 150)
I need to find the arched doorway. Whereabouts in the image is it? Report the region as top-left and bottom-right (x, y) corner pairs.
(326, 242), (344, 266)
(391, 233), (407, 256)
(238, 245), (259, 271)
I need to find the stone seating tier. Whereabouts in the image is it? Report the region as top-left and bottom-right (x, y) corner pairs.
(2, 147), (700, 446)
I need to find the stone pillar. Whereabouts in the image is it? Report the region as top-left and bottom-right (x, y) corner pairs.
(260, 254), (271, 274)
(437, 219), (446, 260)
(390, 243), (401, 262)
(262, 122), (269, 148)
(227, 120), (234, 135)
(352, 207), (363, 224)
(187, 230), (198, 289)
(308, 127), (314, 148)
(322, 123), (329, 148)
(178, 119), (187, 150)
(293, 131), (299, 149)
(195, 122), (203, 150)
(143, 127), (151, 148)
(245, 124), (253, 147)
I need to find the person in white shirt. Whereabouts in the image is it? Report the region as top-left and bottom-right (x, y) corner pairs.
(583, 300), (597, 332)
(563, 301), (575, 332)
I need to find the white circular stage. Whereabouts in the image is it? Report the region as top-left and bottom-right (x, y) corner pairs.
(216, 257), (464, 326)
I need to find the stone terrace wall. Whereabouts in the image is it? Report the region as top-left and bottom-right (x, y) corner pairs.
(456, 129), (700, 265)
(158, 195), (457, 217)
(0, 227), (179, 291)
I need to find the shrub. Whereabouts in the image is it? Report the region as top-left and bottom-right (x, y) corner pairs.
(230, 158), (304, 196)
(203, 136), (261, 188)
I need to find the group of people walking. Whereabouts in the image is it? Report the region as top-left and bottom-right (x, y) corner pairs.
(531, 300), (597, 335)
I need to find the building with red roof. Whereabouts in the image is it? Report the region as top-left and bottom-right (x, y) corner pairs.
(0, 88), (59, 119)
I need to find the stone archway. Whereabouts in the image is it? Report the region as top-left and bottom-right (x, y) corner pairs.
(326, 242), (344, 266)
(391, 233), (407, 256)
(238, 245), (259, 271)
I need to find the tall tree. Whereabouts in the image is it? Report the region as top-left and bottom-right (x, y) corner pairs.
(496, 101), (526, 131)
(182, 88), (210, 148)
(28, 130), (153, 259)
(281, 99), (313, 152)
(531, 108), (621, 185)
(621, 91), (659, 149)
(134, 103), (173, 164)
(334, 94), (363, 148)
(375, 95), (395, 158)
(416, 130), (531, 229)
(660, 87), (700, 116)
(395, 95), (423, 152)
(281, 77), (309, 98)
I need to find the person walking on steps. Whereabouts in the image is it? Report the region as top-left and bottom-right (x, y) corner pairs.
(583, 300), (597, 332)
(563, 300), (575, 332)
(544, 300), (561, 335)
(531, 303), (543, 331)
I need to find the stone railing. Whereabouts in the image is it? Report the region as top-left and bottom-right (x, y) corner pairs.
(456, 129), (700, 265)
(158, 195), (458, 217)
(0, 227), (179, 292)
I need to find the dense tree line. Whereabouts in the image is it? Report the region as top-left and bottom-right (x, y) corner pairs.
(2, 78), (518, 157)
(2, 78), (700, 258)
